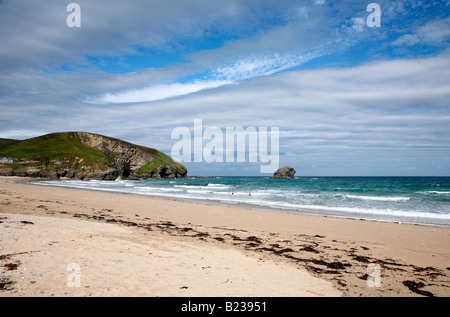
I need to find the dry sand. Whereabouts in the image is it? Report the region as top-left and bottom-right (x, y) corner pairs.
(0, 176), (449, 297)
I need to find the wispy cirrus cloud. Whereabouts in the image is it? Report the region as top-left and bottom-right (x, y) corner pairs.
(86, 80), (233, 104)
(211, 50), (323, 81)
(89, 48), (325, 104)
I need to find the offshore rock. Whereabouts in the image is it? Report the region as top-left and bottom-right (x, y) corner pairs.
(270, 166), (296, 179)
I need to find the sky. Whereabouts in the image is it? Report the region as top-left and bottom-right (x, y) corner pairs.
(1, 0), (449, 176)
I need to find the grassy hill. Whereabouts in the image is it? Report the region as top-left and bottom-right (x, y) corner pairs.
(0, 138), (19, 145)
(0, 132), (187, 180)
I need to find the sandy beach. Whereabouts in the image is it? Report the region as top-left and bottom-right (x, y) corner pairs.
(0, 176), (449, 297)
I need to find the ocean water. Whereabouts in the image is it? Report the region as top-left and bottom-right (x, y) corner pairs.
(34, 176), (450, 227)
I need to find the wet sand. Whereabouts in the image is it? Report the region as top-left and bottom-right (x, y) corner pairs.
(1, 177), (449, 297)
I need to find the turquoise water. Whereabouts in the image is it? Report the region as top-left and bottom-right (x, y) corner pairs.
(36, 176), (450, 227)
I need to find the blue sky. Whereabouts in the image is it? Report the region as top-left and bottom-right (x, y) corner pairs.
(1, 0), (449, 176)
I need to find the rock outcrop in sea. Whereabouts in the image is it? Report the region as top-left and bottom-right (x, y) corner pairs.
(270, 166), (296, 179)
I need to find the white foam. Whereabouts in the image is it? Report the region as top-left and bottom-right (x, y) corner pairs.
(186, 189), (212, 194)
(345, 195), (411, 202)
(420, 191), (450, 195)
(174, 185), (208, 189)
(32, 179), (450, 226)
(206, 184), (231, 189)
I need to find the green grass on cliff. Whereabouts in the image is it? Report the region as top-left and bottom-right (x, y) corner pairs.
(137, 151), (187, 173)
(0, 132), (107, 168)
(0, 132), (186, 175)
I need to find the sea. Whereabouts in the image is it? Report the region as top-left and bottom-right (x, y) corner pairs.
(34, 176), (450, 227)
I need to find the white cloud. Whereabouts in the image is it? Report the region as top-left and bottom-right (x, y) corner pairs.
(87, 49), (324, 104)
(0, 129), (51, 140)
(392, 34), (420, 46)
(393, 16), (450, 46)
(351, 17), (366, 33)
(212, 51), (320, 81)
(88, 80), (233, 104)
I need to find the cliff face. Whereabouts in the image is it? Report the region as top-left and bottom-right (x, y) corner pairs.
(0, 132), (187, 180)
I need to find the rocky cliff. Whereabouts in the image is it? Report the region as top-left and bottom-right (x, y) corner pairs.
(0, 132), (187, 180)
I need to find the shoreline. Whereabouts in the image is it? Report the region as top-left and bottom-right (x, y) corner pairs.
(29, 177), (450, 228)
(1, 176), (449, 297)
